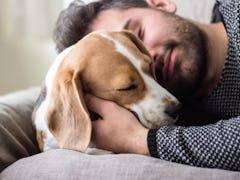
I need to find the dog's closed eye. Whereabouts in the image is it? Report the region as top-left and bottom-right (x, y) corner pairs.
(117, 84), (138, 91)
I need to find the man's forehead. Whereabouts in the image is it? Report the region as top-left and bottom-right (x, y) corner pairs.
(92, 8), (142, 31)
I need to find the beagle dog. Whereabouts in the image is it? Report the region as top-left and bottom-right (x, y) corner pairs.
(32, 30), (181, 153)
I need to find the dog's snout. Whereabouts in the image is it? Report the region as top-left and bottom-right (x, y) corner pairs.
(165, 103), (182, 119)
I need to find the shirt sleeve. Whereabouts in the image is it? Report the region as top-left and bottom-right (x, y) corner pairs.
(147, 117), (240, 171)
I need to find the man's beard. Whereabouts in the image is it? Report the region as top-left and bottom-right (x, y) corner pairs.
(157, 14), (208, 102)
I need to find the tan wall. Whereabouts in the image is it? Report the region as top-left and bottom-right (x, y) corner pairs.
(0, 0), (62, 94)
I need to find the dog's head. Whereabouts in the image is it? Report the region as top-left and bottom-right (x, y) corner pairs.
(33, 30), (180, 152)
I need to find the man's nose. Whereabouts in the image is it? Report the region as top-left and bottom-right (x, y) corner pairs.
(149, 50), (158, 63)
(144, 42), (159, 62)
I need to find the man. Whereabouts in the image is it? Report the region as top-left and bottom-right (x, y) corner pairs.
(54, 0), (240, 171)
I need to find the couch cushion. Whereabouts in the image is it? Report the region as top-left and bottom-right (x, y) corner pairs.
(0, 87), (40, 172)
(174, 0), (215, 23)
(1, 149), (240, 180)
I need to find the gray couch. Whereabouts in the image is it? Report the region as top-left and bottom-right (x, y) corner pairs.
(0, 88), (240, 180)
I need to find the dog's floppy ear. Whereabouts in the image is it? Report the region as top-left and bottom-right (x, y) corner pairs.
(121, 30), (151, 58)
(46, 69), (91, 152)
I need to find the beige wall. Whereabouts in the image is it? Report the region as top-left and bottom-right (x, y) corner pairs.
(0, 0), (63, 95)
(0, 38), (57, 94)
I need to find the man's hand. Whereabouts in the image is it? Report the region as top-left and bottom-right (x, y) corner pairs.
(85, 95), (150, 155)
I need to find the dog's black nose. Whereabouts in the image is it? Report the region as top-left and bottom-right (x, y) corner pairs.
(165, 103), (182, 119)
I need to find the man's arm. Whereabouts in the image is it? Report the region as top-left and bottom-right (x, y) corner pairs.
(85, 95), (240, 171)
(147, 118), (240, 171)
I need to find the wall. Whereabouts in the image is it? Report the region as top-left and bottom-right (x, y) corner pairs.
(0, 0), (63, 94)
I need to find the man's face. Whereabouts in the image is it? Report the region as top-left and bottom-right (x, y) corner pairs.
(92, 7), (207, 101)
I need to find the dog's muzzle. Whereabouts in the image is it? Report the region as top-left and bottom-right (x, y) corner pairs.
(164, 103), (182, 120)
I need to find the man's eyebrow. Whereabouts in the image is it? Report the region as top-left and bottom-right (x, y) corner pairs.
(123, 19), (131, 30)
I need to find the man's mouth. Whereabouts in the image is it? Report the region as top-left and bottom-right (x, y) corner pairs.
(154, 48), (176, 84)
(162, 48), (175, 82)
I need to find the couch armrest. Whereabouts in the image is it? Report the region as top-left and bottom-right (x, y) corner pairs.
(0, 87), (40, 172)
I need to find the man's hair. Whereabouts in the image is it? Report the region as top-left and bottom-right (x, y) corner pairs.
(53, 0), (148, 53)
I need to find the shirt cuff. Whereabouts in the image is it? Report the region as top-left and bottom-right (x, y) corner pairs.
(147, 129), (158, 158)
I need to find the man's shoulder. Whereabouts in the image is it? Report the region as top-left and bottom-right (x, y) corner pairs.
(215, 0), (240, 11)
(214, 0), (240, 33)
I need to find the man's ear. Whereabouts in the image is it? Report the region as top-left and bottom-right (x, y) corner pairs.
(146, 0), (177, 13)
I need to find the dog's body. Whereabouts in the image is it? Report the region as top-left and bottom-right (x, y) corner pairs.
(32, 30), (180, 153)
